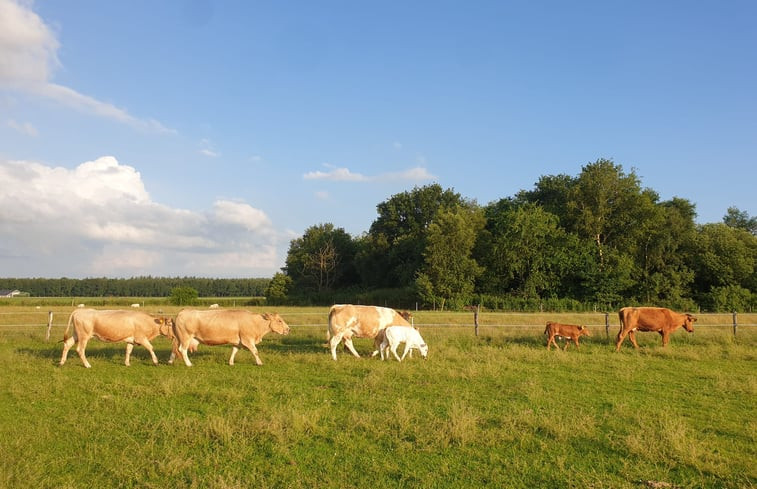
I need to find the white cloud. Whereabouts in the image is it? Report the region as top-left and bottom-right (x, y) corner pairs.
(0, 156), (282, 277)
(303, 164), (436, 183)
(303, 166), (369, 182)
(0, 0), (173, 133)
(6, 118), (37, 136)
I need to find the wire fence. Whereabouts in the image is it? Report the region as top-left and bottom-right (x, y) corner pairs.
(1, 310), (755, 338)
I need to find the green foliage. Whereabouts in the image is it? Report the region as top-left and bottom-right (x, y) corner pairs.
(723, 206), (757, 235)
(264, 272), (293, 304)
(416, 205), (485, 310)
(706, 285), (754, 312)
(170, 286), (199, 306)
(285, 223), (358, 293)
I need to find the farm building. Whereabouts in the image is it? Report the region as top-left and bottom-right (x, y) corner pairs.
(0, 290), (21, 298)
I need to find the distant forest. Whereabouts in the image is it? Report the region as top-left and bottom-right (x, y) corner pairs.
(0, 277), (269, 299)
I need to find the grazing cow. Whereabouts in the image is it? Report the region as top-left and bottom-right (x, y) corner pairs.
(130, 303), (140, 308)
(544, 321), (591, 350)
(370, 310), (413, 358)
(59, 309), (173, 368)
(173, 309), (290, 366)
(209, 303), (219, 309)
(616, 307), (696, 351)
(380, 326), (428, 361)
(327, 304), (412, 360)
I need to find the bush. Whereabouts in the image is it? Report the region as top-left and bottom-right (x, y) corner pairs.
(170, 286), (199, 306)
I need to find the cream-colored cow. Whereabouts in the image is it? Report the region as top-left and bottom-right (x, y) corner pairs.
(327, 304), (413, 360)
(172, 309), (290, 366)
(59, 309), (173, 368)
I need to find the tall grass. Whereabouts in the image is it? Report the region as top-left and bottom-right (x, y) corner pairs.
(0, 307), (755, 488)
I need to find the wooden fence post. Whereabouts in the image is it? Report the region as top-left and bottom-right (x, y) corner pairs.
(474, 305), (480, 337)
(604, 312), (610, 339)
(46, 311), (53, 341)
(733, 311), (738, 337)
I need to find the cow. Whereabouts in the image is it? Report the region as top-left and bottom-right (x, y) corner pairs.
(370, 310), (413, 358)
(327, 304), (413, 360)
(172, 309), (290, 366)
(130, 303), (141, 308)
(209, 303), (219, 309)
(59, 309), (173, 368)
(379, 326), (428, 361)
(544, 321), (591, 350)
(616, 307), (696, 351)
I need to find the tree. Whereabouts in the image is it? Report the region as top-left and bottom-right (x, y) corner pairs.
(415, 204), (485, 310)
(723, 206), (757, 235)
(170, 286), (198, 306)
(284, 223), (358, 293)
(362, 184), (466, 288)
(476, 201), (575, 299)
(691, 223), (757, 295)
(265, 272), (292, 303)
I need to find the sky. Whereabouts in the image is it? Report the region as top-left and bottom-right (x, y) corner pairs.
(1, 0), (755, 279)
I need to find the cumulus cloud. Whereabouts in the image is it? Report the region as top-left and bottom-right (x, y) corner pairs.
(303, 164), (435, 183)
(0, 156), (281, 277)
(0, 0), (172, 133)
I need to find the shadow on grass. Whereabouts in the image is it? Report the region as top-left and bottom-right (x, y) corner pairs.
(17, 344), (214, 366)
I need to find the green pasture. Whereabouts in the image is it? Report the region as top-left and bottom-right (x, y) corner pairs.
(0, 306), (755, 488)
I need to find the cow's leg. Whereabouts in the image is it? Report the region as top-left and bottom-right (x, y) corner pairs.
(240, 339), (263, 366)
(615, 329), (629, 351)
(628, 330), (639, 349)
(329, 332), (345, 360)
(76, 337), (92, 368)
(139, 339), (159, 365)
(178, 343), (193, 367)
(125, 343), (134, 366)
(228, 346), (239, 365)
(563, 338), (570, 351)
(60, 335), (76, 366)
(390, 343), (402, 362)
(343, 336), (361, 358)
(400, 343), (412, 361)
(661, 331), (670, 347)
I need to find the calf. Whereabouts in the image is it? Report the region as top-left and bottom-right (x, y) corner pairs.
(544, 321), (590, 350)
(379, 326), (428, 362)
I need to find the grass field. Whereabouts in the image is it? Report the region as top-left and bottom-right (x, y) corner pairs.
(0, 306), (755, 488)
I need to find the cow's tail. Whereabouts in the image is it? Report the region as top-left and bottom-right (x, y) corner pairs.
(62, 311), (75, 342)
(544, 321), (551, 336)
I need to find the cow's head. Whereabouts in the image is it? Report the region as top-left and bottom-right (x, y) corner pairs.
(683, 314), (696, 333)
(418, 343), (429, 359)
(264, 313), (290, 335)
(579, 325), (591, 336)
(155, 317), (175, 337)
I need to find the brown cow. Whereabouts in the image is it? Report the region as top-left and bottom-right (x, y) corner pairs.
(59, 309), (173, 368)
(544, 321), (591, 350)
(327, 304), (412, 360)
(173, 309), (290, 366)
(616, 307), (696, 351)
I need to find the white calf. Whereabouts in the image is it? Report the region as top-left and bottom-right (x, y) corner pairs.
(380, 326), (428, 362)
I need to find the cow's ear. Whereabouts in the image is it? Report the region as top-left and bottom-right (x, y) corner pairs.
(261, 313), (271, 320)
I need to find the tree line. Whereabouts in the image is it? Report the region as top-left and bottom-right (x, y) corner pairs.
(273, 159), (756, 312)
(0, 276), (270, 299)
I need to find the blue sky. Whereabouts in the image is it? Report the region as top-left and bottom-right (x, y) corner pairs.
(1, 0), (755, 278)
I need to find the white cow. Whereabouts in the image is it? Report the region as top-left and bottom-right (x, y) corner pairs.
(380, 326), (428, 362)
(327, 304), (413, 360)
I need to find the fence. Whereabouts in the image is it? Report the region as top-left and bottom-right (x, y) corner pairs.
(1, 310), (755, 339)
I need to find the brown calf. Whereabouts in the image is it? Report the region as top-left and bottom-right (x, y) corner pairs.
(544, 321), (590, 350)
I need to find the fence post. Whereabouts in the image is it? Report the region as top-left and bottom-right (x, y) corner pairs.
(46, 311), (53, 341)
(604, 312), (610, 339)
(733, 311), (738, 337)
(474, 305), (480, 337)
